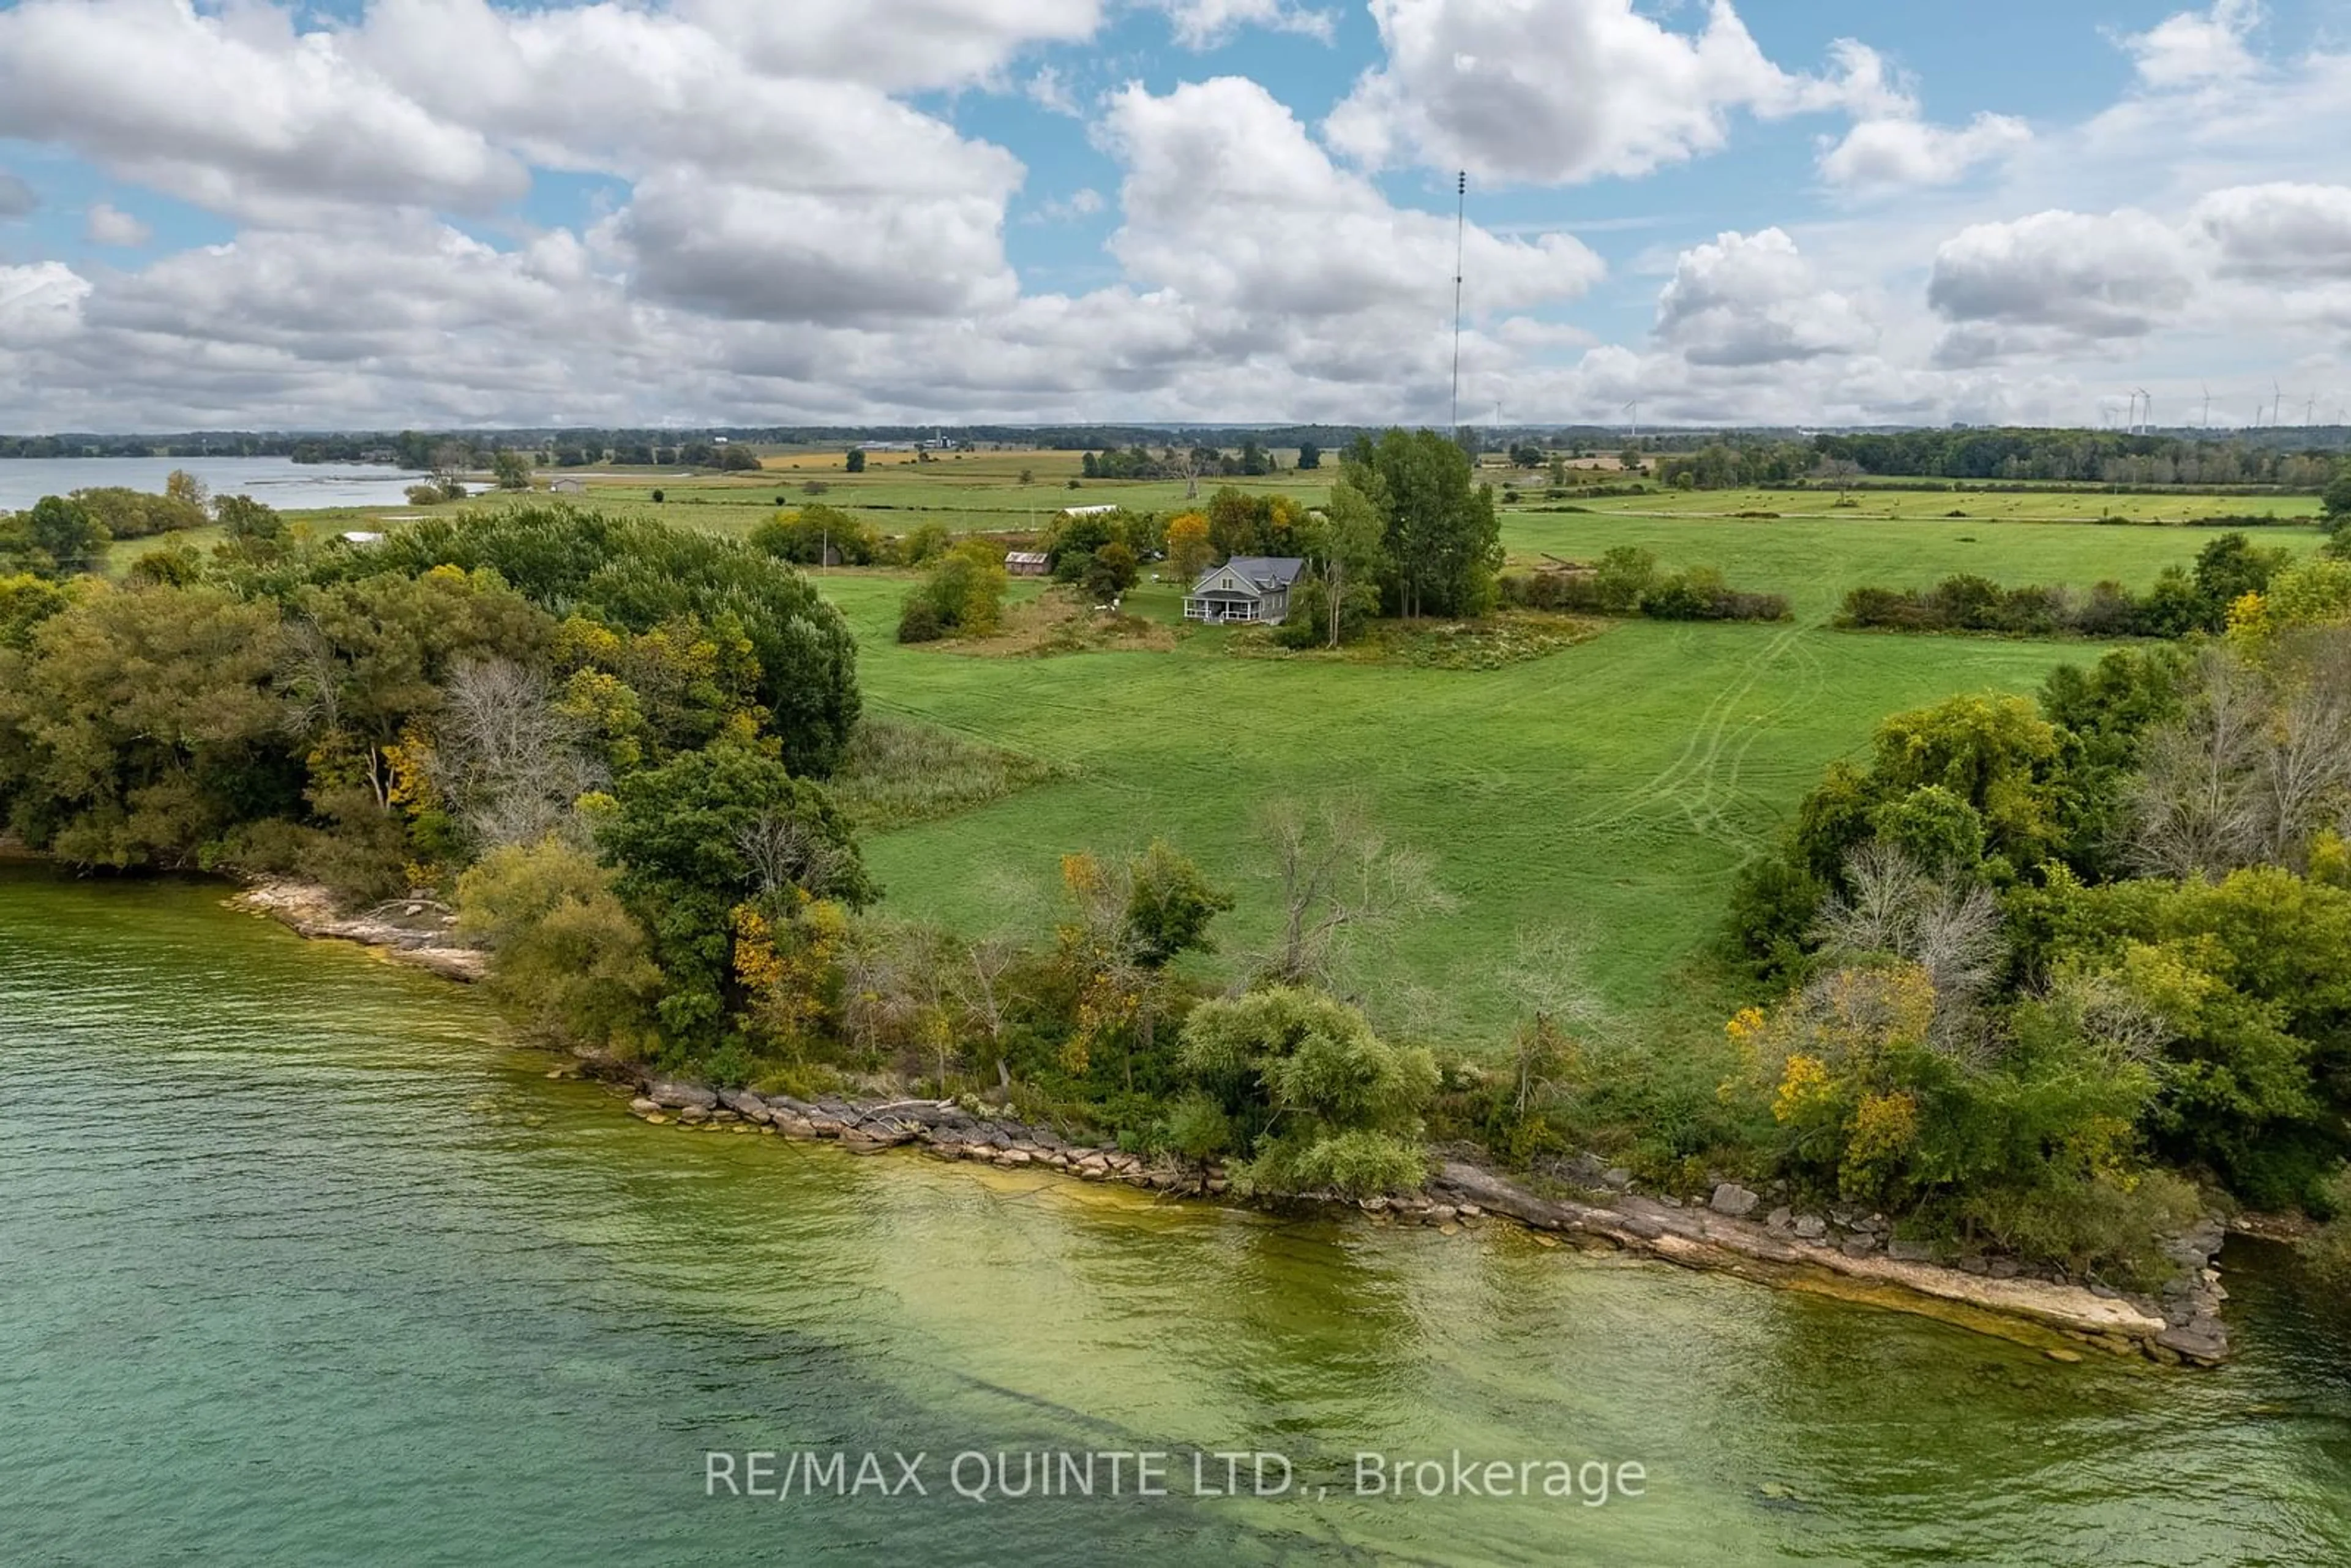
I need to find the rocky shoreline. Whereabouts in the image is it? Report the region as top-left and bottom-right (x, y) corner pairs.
(625, 1076), (1229, 1191)
(222, 874), (2230, 1367)
(613, 1070), (2231, 1368)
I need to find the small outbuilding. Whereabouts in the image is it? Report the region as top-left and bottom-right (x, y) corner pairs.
(1183, 556), (1306, 625)
(1005, 550), (1051, 577)
(549, 476), (588, 494)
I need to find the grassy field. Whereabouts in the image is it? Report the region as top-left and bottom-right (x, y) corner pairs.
(814, 499), (2325, 1043)
(443, 448), (1333, 545)
(1550, 484), (2322, 526)
(1499, 511), (2324, 621)
(828, 576), (2071, 1038)
(384, 457), (2322, 556)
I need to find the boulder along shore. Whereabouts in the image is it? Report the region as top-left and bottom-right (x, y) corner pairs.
(231, 876), (2230, 1367)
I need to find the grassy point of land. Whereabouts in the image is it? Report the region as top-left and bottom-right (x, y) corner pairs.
(212, 467), (2329, 1049)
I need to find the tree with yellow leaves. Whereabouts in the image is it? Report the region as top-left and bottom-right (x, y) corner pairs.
(1164, 511), (1212, 583)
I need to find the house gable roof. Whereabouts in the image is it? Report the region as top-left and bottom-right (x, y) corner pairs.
(1188, 555), (1305, 597)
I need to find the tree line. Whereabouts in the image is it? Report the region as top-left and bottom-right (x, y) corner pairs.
(1835, 531), (2348, 639)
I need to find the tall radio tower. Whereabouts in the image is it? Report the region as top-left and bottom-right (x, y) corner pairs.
(1449, 171), (1466, 435)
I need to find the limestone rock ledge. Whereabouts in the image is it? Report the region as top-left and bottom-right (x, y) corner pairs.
(1427, 1162), (2227, 1367)
(233, 879), (487, 982)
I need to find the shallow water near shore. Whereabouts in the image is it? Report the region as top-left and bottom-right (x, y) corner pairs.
(3, 868), (2348, 1566)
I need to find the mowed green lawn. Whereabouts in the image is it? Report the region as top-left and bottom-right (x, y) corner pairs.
(819, 506), (2333, 1044)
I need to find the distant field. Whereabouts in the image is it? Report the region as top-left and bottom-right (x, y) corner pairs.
(1501, 512), (2325, 622)
(419, 455), (1331, 545)
(1547, 484), (2322, 527)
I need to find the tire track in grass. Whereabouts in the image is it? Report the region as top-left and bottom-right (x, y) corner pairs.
(1567, 619), (1812, 849)
(1679, 620), (1831, 850)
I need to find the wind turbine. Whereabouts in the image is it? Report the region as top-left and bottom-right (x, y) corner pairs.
(2201, 384), (2212, 430)
(2306, 394), (2319, 427)
(1624, 400), (1640, 440)
(2273, 380), (2284, 429)
(2135, 389), (2153, 435)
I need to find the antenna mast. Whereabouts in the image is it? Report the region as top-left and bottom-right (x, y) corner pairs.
(1449, 171), (1466, 437)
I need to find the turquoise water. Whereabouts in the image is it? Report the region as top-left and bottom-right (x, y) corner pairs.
(2, 869), (2347, 1566)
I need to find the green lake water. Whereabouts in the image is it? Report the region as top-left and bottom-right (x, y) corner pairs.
(3, 868), (2348, 1566)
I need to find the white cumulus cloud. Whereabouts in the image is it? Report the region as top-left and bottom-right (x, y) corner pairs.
(1104, 76), (1603, 317)
(0, 0), (525, 219)
(2191, 182), (2351, 280)
(1820, 113), (2031, 192)
(1655, 228), (1875, 366)
(1326, 0), (1897, 185)
(2120, 0), (2263, 90)
(0, 261), (91, 343)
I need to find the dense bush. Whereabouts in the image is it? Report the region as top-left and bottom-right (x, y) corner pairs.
(896, 542), (1007, 642)
(456, 837), (662, 1056)
(67, 486), (208, 540)
(372, 506), (859, 775)
(1837, 533), (2292, 639)
(0, 497), (108, 579)
(1498, 546), (1788, 622)
(1172, 988), (1438, 1196)
(1719, 610), (2351, 1239)
(895, 597), (945, 643)
(749, 503), (879, 566)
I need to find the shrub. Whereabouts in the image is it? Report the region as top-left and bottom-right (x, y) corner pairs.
(456, 837), (662, 1058)
(1839, 535), (2292, 639)
(896, 598), (945, 643)
(2303, 1168), (2351, 1282)
(749, 503), (877, 566)
(1495, 550), (1785, 623)
(1176, 987), (1438, 1197)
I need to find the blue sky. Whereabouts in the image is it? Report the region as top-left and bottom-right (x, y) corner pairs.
(1, 0), (2347, 430)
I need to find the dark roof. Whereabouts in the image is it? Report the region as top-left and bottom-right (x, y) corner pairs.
(1188, 556), (1305, 596)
